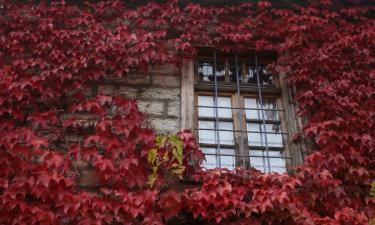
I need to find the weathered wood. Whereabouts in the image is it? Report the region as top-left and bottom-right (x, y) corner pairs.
(181, 60), (195, 130)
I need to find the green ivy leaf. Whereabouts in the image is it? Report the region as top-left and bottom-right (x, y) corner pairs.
(155, 135), (166, 147)
(147, 166), (158, 188)
(147, 148), (157, 164)
(170, 134), (183, 165)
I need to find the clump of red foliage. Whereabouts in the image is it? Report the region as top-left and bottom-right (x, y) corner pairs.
(0, 0), (374, 224)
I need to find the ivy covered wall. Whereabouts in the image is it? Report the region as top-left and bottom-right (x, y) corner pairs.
(0, 1), (373, 224)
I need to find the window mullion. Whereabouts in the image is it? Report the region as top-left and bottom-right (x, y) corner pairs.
(231, 94), (249, 168)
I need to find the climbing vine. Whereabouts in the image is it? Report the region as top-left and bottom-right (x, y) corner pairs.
(0, 0), (374, 224)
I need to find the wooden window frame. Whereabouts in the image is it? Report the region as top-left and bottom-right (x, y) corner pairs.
(181, 50), (305, 173)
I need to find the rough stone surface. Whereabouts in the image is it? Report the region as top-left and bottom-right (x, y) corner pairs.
(152, 75), (180, 88)
(94, 66), (182, 134)
(98, 85), (138, 99)
(149, 64), (179, 75)
(139, 87), (180, 100)
(106, 74), (151, 86)
(138, 100), (165, 116)
(166, 101), (181, 117)
(149, 117), (180, 133)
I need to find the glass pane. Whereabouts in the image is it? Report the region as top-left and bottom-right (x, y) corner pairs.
(249, 150), (286, 173)
(245, 67), (257, 84)
(269, 150), (286, 173)
(201, 148), (217, 169)
(244, 98), (259, 119)
(243, 66), (274, 85)
(245, 98), (279, 120)
(198, 96), (232, 118)
(198, 121), (234, 145)
(198, 121), (215, 144)
(228, 58), (242, 83)
(247, 123), (263, 146)
(217, 97), (232, 118)
(198, 61), (213, 82)
(267, 124), (283, 147)
(249, 150), (266, 171)
(219, 122), (234, 145)
(247, 123), (283, 147)
(258, 67), (273, 85)
(201, 147), (235, 170)
(216, 64), (225, 82)
(260, 100), (279, 120)
(198, 96), (214, 118)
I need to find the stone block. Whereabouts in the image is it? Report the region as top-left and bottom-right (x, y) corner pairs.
(139, 87), (180, 100)
(138, 100), (165, 116)
(166, 101), (180, 117)
(149, 117), (180, 133)
(149, 64), (179, 75)
(98, 85), (138, 99)
(107, 73), (151, 86)
(152, 75), (181, 88)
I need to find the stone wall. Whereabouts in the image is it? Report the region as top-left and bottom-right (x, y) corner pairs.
(97, 64), (182, 134)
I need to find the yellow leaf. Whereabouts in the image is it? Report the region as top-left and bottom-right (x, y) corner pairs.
(147, 148), (157, 164)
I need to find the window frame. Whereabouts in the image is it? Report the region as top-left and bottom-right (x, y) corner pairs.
(180, 49), (305, 173)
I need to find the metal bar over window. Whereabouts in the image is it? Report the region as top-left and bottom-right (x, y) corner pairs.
(195, 105), (284, 111)
(213, 51), (221, 169)
(197, 51), (287, 173)
(255, 53), (271, 173)
(195, 128), (288, 135)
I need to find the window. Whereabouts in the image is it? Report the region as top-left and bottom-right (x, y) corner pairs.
(192, 49), (292, 173)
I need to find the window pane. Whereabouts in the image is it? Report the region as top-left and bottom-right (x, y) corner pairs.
(247, 123), (283, 147)
(228, 57), (242, 83)
(260, 100), (279, 120)
(249, 150), (286, 173)
(258, 67), (274, 85)
(247, 123), (263, 146)
(219, 122), (234, 145)
(249, 150), (266, 171)
(246, 67), (257, 84)
(198, 121), (215, 144)
(202, 147), (235, 170)
(198, 96), (214, 118)
(244, 98), (259, 119)
(198, 61), (213, 82)
(245, 98), (279, 120)
(267, 124), (283, 147)
(217, 97), (232, 118)
(201, 148), (217, 169)
(216, 65), (225, 82)
(198, 121), (234, 145)
(198, 96), (232, 118)
(269, 150), (286, 173)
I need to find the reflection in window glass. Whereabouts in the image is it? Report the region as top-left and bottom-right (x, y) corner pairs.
(243, 66), (274, 85)
(247, 123), (283, 147)
(245, 67), (257, 84)
(216, 65), (225, 82)
(244, 98), (279, 120)
(198, 61), (213, 81)
(258, 67), (273, 85)
(198, 96), (232, 118)
(249, 150), (286, 173)
(202, 147), (235, 170)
